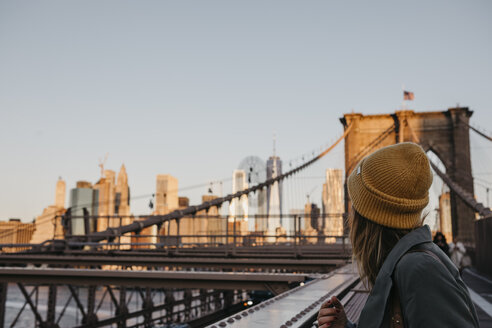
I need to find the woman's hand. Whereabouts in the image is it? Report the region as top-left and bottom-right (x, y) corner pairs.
(317, 296), (347, 328)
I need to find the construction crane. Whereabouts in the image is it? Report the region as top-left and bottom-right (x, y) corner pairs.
(98, 153), (109, 178)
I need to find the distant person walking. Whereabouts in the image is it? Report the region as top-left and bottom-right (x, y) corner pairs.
(317, 143), (479, 328)
(449, 241), (472, 274)
(433, 231), (449, 256)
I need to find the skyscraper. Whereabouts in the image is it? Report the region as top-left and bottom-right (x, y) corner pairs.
(202, 194), (224, 244)
(90, 165), (132, 245)
(31, 166), (131, 245)
(30, 178), (67, 243)
(94, 170), (116, 232)
(115, 165), (130, 216)
(266, 155), (282, 239)
(0, 219), (35, 252)
(439, 192), (452, 242)
(55, 177), (66, 208)
(322, 169), (344, 241)
(174, 196), (194, 244)
(69, 183), (99, 236)
(115, 165), (132, 248)
(141, 174), (179, 247)
(155, 174), (179, 215)
(229, 170), (248, 220)
(256, 188), (267, 231)
(229, 170), (249, 238)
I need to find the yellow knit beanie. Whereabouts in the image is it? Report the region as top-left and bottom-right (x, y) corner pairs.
(347, 142), (433, 229)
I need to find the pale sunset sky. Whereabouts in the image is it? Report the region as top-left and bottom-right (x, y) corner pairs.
(0, 1), (491, 222)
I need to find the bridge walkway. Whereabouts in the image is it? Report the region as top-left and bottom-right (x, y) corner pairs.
(462, 268), (492, 327)
(211, 264), (492, 328)
(206, 264), (359, 328)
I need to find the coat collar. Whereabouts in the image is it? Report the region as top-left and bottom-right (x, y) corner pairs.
(357, 225), (432, 328)
(380, 225), (432, 276)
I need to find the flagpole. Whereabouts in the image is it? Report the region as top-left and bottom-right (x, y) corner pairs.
(401, 84), (406, 110)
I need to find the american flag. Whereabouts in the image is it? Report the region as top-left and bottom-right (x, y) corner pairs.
(403, 90), (415, 101)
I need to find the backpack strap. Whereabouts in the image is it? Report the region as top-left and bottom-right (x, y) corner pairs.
(390, 247), (447, 328)
(406, 248), (447, 268)
(390, 283), (404, 328)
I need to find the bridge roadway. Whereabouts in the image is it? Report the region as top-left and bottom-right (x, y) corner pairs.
(0, 267), (309, 293)
(0, 254), (345, 271)
(207, 264), (359, 328)
(4, 243), (351, 259)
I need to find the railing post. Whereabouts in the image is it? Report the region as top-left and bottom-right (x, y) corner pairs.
(199, 289), (208, 314)
(117, 286), (128, 328)
(165, 290), (175, 323)
(233, 216), (237, 249)
(293, 214), (298, 255)
(85, 286), (98, 325)
(176, 219), (180, 248)
(53, 215), (58, 240)
(119, 216), (123, 250)
(143, 287), (153, 326)
(0, 283), (7, 328)
(225, 216), (229, 246)
(183, 289), (192, 321)
(298, 216), (302, 246)
(223, 290), (234, 309)
(46, 284), (57, 328)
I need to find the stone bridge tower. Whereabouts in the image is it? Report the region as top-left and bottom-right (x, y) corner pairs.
(340, 107), (475, 246)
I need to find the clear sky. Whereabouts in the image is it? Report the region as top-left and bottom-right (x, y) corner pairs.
(1, 0), (491, 222)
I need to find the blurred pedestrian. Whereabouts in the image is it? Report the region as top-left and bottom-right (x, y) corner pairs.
(449, 241), (472, 274)
(433, 231), (449, 256)
(317, 143), (479, 328)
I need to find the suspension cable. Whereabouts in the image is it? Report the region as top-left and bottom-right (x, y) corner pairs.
(77, 123), (354, 243)
(459, 116), (492, 142)
(429, 160), (492, 219)
(406, 119), (492, 219)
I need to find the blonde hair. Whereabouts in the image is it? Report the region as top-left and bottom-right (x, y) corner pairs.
(349, 209), (420, 289)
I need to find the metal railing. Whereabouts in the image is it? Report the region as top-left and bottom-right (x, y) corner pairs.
(1, 213), (351, 254)
(475, 216), (492, 276)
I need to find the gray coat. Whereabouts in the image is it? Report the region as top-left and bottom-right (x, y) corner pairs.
(347, 225), (479, 328)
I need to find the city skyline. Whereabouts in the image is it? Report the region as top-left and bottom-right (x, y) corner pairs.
(0, 108), (483, 247)
(11, 153), (344, 247)
(1, 1), (491, 220)
(1, 117), (489, 231)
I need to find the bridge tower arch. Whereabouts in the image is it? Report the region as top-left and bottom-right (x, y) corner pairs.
(340, 107), (475, 245)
